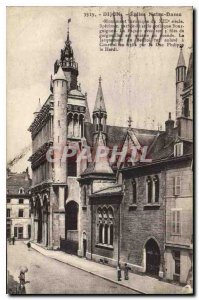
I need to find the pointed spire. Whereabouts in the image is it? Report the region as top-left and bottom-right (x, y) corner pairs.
(93, 76), (106, 112)
(177, 45), (186, 67)
(84, 92), (91, 123)
(53, 66), (66, 81)
(93, 131), (113, 174)
(66, 18), (71, 43)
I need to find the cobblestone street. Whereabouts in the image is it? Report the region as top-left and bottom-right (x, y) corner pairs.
(7, 242), (138, 294)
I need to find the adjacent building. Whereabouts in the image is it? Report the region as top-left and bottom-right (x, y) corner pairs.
(6, 169), (32, 240)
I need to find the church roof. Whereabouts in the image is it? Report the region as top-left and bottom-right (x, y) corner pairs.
(84, 122), (159, 149)
(69, 89), (84, 97)
(177, 48), (186, 67)
(90, 185), (122, 197)
(53, 66), (66, 81)
(82, 131), (113, 176)
(84, 95), (91, 123)
(93, 77), (106, 112)
(184, 52), (193, 88)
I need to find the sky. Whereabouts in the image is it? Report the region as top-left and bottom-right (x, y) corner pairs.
(6, 6), (192, 172)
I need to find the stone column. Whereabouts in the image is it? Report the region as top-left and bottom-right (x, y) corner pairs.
(59, 186), (65, 239)
(49, 204), (53, 248)
(31, 213), (35, 240)
(34, 220), (38, 242)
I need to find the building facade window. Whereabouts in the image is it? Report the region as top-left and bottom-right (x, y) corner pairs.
(146, 176), (152, 203)
(7, 199), (11, 204)
(7, 208), (11, 218)
(19, 188), (24, 194)
(174, 176), (181, 196)
(83, 186), (87, 206)
(97, 207), (114, 246)
(172, 209), (181, 235)
(131, 179), (137, 204)
(184, 98), (190, 117)
(19, 198), (24, 204)
(18, 209), (24, 218)
(153, 175), (159, 203)
(174, 143), (183, 157)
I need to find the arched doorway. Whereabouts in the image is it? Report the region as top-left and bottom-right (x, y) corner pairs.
(65, 201), (78, 231)
(63, 201), (79, 254)
(145, 238), (160, 276)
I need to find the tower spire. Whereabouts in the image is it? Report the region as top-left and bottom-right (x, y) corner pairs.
(67, 18), (71, 42)
(177, 45), (186, 67)
(54, 18), (78, 90)
(93, 77), (107, 138)
(93, 76), (106, 113)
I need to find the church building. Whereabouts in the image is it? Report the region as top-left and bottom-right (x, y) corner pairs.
(28, 23), (193, 284)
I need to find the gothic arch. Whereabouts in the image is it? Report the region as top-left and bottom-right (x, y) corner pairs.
(143, 237), (161, 276)
(65, 200), (79, 232)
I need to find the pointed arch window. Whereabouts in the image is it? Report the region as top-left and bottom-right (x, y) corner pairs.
(146, 176), (152, 203)
(19, 187), (25, 194)
(153, 175), (159, 203)
(83, 186), (87, 206)
(104, 224), (108, 244)
(97, 206), (114, 246)
(99, 224), (103, 243)
(110, 224), (113, 245)
(131, 179), (137, 204)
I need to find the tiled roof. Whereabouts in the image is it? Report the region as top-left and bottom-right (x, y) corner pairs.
(7, 171), (31, 195)
(91, 185), (122, 196)
(69, 89), (84, 97)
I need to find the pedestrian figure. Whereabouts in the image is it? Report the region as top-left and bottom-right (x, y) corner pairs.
(117, 263), (122, 281)
(17, 266), (28, 294)
(12, 236), (15, 245)
(124, 263), (130, 280)
(27, 241), (31, 250)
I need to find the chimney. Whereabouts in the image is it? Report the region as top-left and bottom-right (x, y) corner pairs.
(165, 112), (174, 136)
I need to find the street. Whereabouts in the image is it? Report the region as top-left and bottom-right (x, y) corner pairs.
(7, 242), (138, 294)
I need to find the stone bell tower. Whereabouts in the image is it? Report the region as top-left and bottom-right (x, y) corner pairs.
(54, 21), (78, 91)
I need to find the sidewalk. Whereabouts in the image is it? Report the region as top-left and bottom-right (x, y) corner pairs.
(29, 242), (184, 294)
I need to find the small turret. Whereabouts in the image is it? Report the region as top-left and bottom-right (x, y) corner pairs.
(176, 45), (186, 119)
(34, 98), (42, 116)
(165, 112), (174, 136)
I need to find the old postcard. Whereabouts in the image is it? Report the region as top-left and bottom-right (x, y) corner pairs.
(6, 6), (193, 295)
